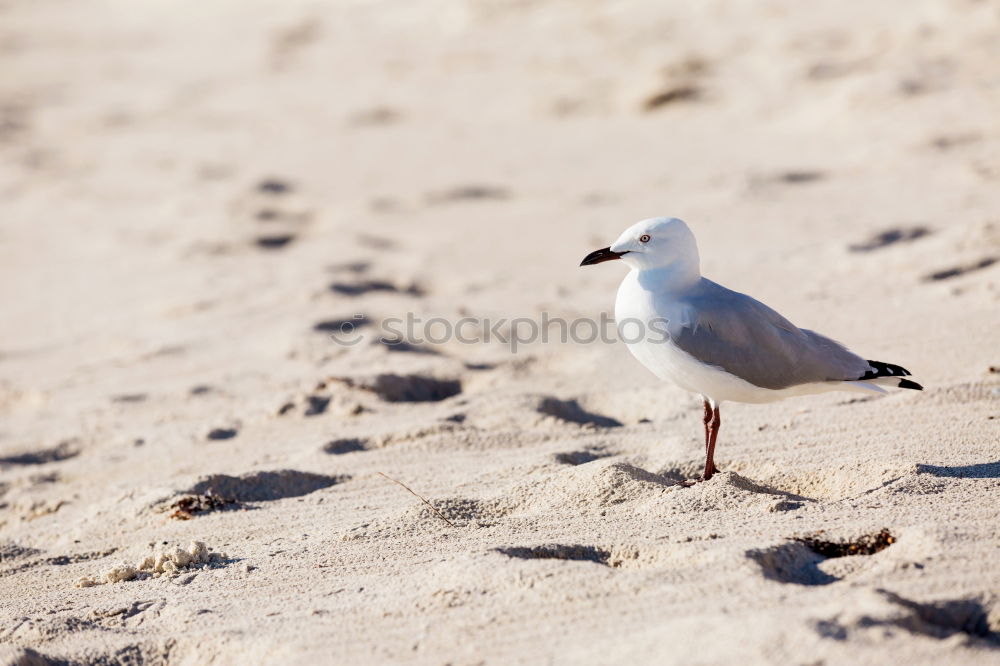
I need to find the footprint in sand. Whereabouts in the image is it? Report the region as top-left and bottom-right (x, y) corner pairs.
(268, 15), (322, 72)
(205, 427), (238, 441)
(255, 234), (296, 250)
(339, 374), (462, 403)
(747, 529), (895, 586)
(637, 56), (710, 112)
(163, 470), (350, 520)
(776, 170), (825, 184)
(313, 315), (371, 335)
(0, 538), (40, 556)
(182, 470), (349, 504)
(234, 177), (312, 251)
(923, 257), (997, 282)
(642, 85), (700, 111)
(0, 439), (80, 467)
(348, 106), (402, 127)
(329, 279), (423, 297)
(755, 463), (906, 502)
(1, 547), (118, 580)
(256, 178), (293, 195)
(813, 588), (996, 643)
(849, 227), (931, 253)
(322, 438), (368, 455)
(495, 544), (613, 566)
(425, 185), (509, 204)
(536, 396), (623, 428)
(110, 393), (148, 404)
(745, 170), (827, 193)
(344, 494), (512, 540)
(552, 447), (614, 466)
(493, 544), (663, 570)
(278, 394), (332, 417)
(328, 261), (371, 274)
(928, 133), (981, 151)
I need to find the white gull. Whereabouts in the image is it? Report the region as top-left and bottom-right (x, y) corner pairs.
(581, 217), (922, 482)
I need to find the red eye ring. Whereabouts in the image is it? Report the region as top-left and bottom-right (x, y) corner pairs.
(639, 234), (651, 243)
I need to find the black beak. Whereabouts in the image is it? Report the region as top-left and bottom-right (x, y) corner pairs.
(580, 247), (627, 266)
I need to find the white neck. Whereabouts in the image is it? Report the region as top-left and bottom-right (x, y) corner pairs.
(635, 257), (701, 292)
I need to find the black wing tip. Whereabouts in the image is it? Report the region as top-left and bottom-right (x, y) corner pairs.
(858, 360), (923, 390)
(861, 360), (914, 380)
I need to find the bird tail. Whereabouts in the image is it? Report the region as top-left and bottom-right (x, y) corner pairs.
(857, 360), (923, 390)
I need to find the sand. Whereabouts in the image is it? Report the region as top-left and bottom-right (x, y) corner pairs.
(1, 0), (999, 664)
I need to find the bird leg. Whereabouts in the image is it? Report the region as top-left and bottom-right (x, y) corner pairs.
(702, 399), (712, 466)
(702, 399), (720, 480)
(676, 400), (721, 488)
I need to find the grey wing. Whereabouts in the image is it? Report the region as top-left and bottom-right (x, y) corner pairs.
(671, 283), (870, 390)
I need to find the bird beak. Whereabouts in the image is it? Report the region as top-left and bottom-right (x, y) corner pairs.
(580, 247), (627, 266)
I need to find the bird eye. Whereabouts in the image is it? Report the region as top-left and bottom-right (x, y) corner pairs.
(639, 234), (651, 243)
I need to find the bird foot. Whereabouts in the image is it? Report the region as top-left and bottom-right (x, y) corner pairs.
(675, 471), (719, 488)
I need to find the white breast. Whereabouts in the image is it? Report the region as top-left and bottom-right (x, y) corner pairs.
(614, 271), (786, 404)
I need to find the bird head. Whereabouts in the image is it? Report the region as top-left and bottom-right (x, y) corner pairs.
(580, 217), (700, 273)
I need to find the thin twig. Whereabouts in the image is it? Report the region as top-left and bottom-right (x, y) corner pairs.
(377, 472), (456, 528)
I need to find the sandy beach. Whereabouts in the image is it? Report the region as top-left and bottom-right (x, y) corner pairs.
(2, 1), (999, 663)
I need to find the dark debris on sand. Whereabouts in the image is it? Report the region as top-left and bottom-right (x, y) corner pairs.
(168, 494), (238, 520)
(795, 528), (895, 558)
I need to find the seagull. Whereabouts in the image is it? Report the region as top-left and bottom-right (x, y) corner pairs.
(581, 217), (921, 483)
